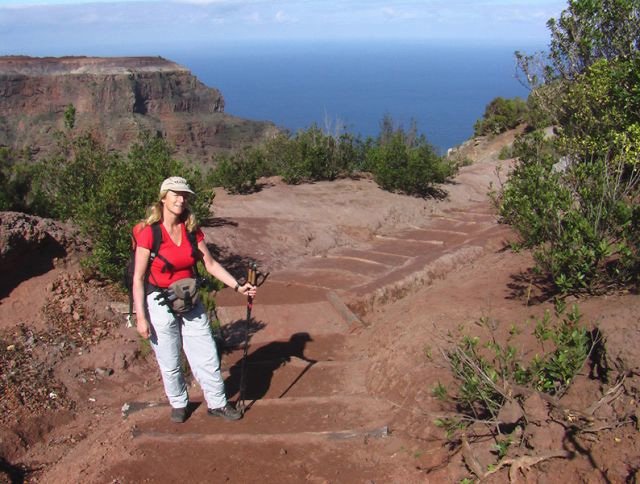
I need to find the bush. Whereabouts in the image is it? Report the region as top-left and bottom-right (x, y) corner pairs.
(474, 97), (528, 136)
(497, 131), (570, 248)
(501, 2), (640, 294)
(260, 125), (367, 184)
(498, 57), (640, 293)
(34, 132), (213, 282)
(211, 148), (264, 194)
(529, 304), (591, 395)
(209, 116), (450, 198)
(443, 303), (592, 424)
(367, 124), (455, 197)
(0, 147), (46, 213)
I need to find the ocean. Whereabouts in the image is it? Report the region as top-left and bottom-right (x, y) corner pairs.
(167, 40), (538, 153)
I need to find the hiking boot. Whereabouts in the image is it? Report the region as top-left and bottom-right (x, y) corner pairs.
(207, 402), (242, 421)
(170, 406), (188, 423)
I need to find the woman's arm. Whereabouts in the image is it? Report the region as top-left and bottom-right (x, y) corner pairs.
(133, 245), (152, 339)
(198, 239), (256, 297)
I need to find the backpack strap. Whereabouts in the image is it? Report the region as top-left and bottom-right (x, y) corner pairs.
(149, 226), (204, 318)
(150, 222), (162, 261)
(186, 228), (201, 260)
(149, 224), (202, 283)
(149, 223), (177, 275)
(127, 221), (162, 325)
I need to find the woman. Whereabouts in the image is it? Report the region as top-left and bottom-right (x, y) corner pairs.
(132, 176), (256, 423)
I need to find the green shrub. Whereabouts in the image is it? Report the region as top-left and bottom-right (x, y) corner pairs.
(502, 2), (640, 294)
(34, 132), (213, 282)
(497, 144), (514, 160)
(261, 125), (367, 184)
(211, 148), (263, 194)
(497, 131), (570, 248)
(196, 260), (225, 313)
(64, 103), (76, 131)
(0, 147), (46, 213)
(524, 87), (557, 130)
(0, 147), (15, 210)
(530, 304), (591, 395)
(207, 117), (448, 198)
(498, 58), (640, 293)
(474, 97), (528, 137)
(499, 138), (626, 293)
(447, 335), (506, 419)
(443, 303), (592, 426)
(367, 125), (455, 197)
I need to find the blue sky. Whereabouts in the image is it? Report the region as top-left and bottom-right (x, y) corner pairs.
(0, 0), (566, 56)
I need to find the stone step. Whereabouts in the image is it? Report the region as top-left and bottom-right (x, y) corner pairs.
(128, 395), (392, 436)
(298, 255), (393, 277)
(131, 425), (389, 443)
(344, 225), (513, 315)
(219, 358), (369, 400)
(333, 247), (410, 266)
(347, 246), (481, 297)
(106, 424), (394, 483)
(268, 268), (366, 292)
(218, 330), (353, 366)
(216, 280), (328, 306)
(216, 300), (353, 345)
(427, 215), (495, 230)
(366, 237), (450, 259)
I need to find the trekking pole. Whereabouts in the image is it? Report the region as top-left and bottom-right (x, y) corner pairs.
(237, 261), (258, 415)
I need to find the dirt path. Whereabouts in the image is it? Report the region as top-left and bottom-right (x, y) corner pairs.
(3, 129), (639, 483)
(16, 133), (512, 483)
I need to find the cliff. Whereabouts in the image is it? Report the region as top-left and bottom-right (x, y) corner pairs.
(0, 56), (277, 162)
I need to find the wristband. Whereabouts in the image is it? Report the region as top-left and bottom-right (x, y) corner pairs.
(234, 282), (240, 292)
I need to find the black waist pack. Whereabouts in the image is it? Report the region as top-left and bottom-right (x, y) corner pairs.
(161, 278), (200, 314)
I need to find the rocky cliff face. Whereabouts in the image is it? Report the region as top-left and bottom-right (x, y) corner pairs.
(0, 56), (277, 162)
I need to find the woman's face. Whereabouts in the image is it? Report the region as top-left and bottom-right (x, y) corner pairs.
(162, 190), (190, 216)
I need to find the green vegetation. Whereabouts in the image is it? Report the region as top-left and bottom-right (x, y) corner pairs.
(441, 302), (593, 428)
(434, 301), (609, 478)
(3, 112), (456, 283)
(63, 103), (76, 131)
(529, 304), (591, 394)
(0, 147), (36, 212)
(492, 0), (640, 294)
(209, 147), (264, 194)
(473, 97), (528, 137)
(9, 132), (212, 282)
(210, 126), (369, 190)
(210, 117), (456, 197)
(493, 437), (512, 460)
(431, 381), (448, 401)
(367, 119), (454, 196)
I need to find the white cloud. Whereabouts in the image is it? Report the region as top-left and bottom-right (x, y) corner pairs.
(247, 11), (263, 24)
(381, 6), (416, 21)
(274, 9), (297, 24)
(174, 0), (226, 4)
(0, 0), (567, 55)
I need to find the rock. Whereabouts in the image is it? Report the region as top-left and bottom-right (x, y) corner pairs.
(498, 398), (524, 426)
(95, 367), (114, 377)
(0, 56), (277, 164)
(526, 421), (566, 451)
(523, 392), (549, 424)
(0, 212), (83, 272)
(113, 349), (133, 370)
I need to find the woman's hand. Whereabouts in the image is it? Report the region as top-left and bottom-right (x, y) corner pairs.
(137, 318), (151, 339)
(238, 283), (257, 298)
